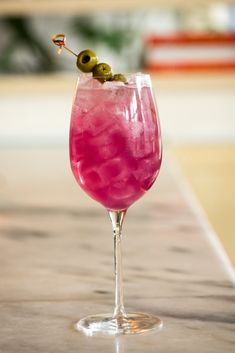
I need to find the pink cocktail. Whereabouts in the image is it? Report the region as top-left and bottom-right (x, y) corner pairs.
(69, 73), (163, 335)
(70, 74), (162, 211)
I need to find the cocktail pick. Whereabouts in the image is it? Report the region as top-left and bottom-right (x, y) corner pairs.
(51, 34), (78, 57)
(51, 33), (125, 83)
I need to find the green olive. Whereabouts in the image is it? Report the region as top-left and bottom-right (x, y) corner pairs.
(112, 73), (127, 83)
(92, 63), (112, 82)
(76, 49), (98, 73)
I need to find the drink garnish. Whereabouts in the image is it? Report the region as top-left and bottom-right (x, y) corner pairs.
(92, 63), (112, 83)
(51, 34), (77, 57)
(76, 49), (98, 73)
(112, 74), (127, 83)
(51, 33), (126, 83)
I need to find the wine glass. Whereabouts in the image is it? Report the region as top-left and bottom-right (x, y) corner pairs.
(69, 73), (162, 335)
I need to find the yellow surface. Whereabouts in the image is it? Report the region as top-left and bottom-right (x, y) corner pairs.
(170, 144), (235, 266)
(0, 0), (224, 15)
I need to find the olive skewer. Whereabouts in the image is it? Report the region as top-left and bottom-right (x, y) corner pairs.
(51, 33), (126, 83)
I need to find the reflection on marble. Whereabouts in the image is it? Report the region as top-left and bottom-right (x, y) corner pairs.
(0, 148), (234, 353)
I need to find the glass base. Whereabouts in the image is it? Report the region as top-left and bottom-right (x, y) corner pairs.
(75, 312), (163, 336)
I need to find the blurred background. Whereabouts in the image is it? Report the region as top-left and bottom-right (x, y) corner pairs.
(0, 1), (235, 264)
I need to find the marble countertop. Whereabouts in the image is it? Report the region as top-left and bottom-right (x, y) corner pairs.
(0, 147), (234, 353)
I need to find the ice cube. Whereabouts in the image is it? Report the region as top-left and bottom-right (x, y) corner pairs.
(99, 157), (126, 183)
(102, 81), (125, 89)
(79, 75), (102, 89)
(92, 128), (126, 160)
(76, 160), (106, 191)
(129, 121), (143, 138)
(70, 132), (85, 163)
(82, 107), (114, 137)
(133, 157), (161, 190)
(110, 175), (141, 201)
(131, 128), (158, 159)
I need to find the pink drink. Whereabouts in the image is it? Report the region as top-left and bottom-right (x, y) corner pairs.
(70, 74), (162, 210)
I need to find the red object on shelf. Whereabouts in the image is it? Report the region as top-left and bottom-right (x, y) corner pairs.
(144, 33), (235, 72)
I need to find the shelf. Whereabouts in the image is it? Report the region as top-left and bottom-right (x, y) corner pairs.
(0, 72), (235, 96)
(151, 71), (235, 90)
(0, 0), (228, 15)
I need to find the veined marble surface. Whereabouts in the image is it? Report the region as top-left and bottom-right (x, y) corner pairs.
(0, 147), (234, 353)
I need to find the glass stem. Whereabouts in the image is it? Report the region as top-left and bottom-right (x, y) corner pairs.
(109, 210), (127, 319)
